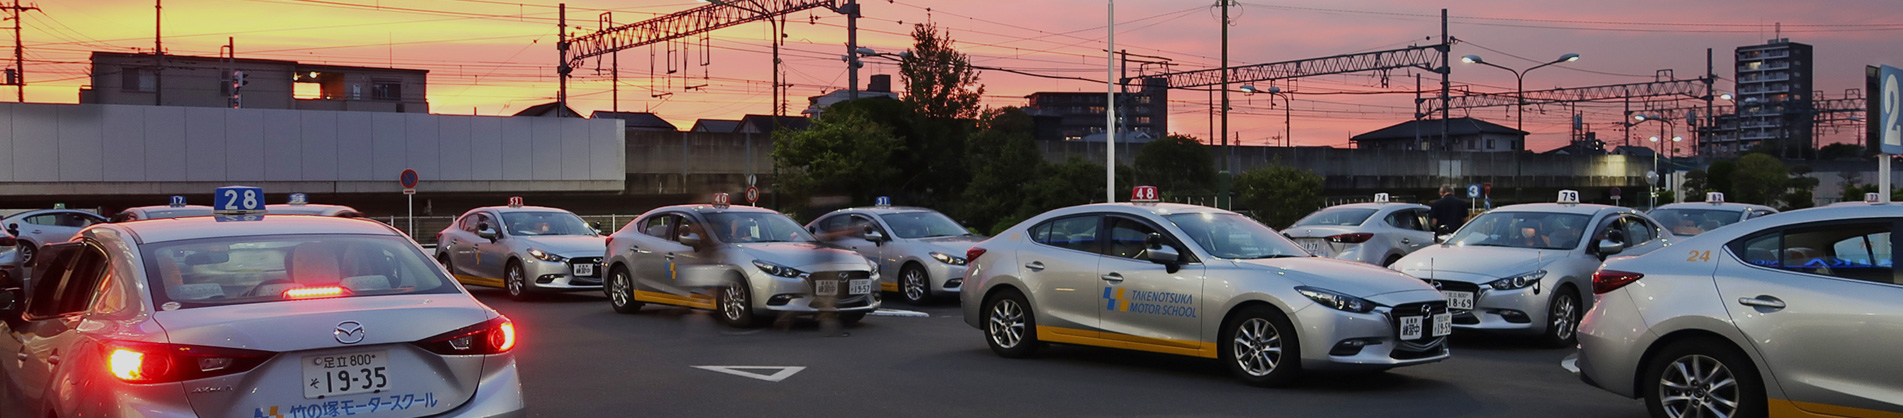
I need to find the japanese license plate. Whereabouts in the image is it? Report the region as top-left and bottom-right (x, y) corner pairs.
(572, 262), (595, 277)
(303, 351), (392, 399)
(1442, 291), (1475, 310)
(815, 280), (839, 296)
(1399, 316), (1425, 340)
(1432, 312), (1453, 337)
(1299, 239), (1328, 255)
(848, 279), (872, 295)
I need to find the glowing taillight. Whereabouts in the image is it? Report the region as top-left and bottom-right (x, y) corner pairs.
(966, 247), (988, 264)
(415, 316), (516, 355)
(1592, 270), (1645, 294)
(494, 320), (517, 351)
(108, 348), (148, 381)
(283, 286), (346, 299)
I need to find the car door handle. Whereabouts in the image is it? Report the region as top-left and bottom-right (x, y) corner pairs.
(1024, 261), (1045, 271)
(1738, 296), (1786, 309)
(630, 245), (650, 254)
(664, 253), (675, 260)
(1100, 273), (1124, 283)
(1401, 238), (1412, 244)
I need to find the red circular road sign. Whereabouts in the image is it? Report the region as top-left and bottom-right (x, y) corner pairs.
(745, 186), (760, 204)
(400, 169), (420, 189)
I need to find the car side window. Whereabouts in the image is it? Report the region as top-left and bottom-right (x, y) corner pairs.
(1621, 216), (1657, 245)
(640, 215), (676, 238)
(1032, 215), (1100, 254)
(1731, 221), (1896, 284)
(1105, 217), (1166, 259)
(1386, 210), (1423, 231)
(25, 243), (81, 318)
(25, 243), (108, 319)
(851, 215), (883, 237)
(24, 214), (56, 226)
(475, 214), (496, 232)
(674, 216), (702, 243)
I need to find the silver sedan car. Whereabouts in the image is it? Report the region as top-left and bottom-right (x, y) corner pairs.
(0, 215), (524, 418)
(963, 202), (1451, 386)
(603, 203), (881, 327)
(807, 206), (985, 305)
(1646, 193), (1777, 237)
(1284, 197), (1435, 266)
(110, 204), (216, 222)
(1574, 202), (1899, 418)
(2, 208), (107, 267)
(1393, 194), (1671, 346)
(434, 204), (606, 301)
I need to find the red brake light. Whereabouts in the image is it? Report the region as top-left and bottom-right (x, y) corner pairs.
(1327, 233), (1374, 243)
(0, 235), (15, 247)
(101, 340), (274, 383)
(415, 316), (516, 355)
(1592, 269), (1645, 294)
(966, 247), (988, 264)
(283, 286), (347, 299)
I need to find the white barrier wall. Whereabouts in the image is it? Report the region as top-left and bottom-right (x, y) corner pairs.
(0, 102), (624, 195)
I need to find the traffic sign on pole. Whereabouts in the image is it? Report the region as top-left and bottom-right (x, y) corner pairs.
(745, 186), (760, 205)
(399, 169), (419, 237)
(1465, 184), (1481, 199)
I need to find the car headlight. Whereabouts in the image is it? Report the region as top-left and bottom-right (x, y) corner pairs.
(1487, 270), (1547, 290)
(528, 248), (566, 262)
(752, 259), (805, 278)
(930, 252), (967, 266)
(866, 258), (881, 280)
(1295, 286), (1375, 313)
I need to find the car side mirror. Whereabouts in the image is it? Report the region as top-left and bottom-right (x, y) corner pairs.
(476, 223), (497, 240)
(1434, 234), (1451, 244)
(1146, 244), (1180, 264)
(1595, 239), (1625, 256)
(864, 228), (885, 244)
(680, 232), (703, 248)
(592, 221), (604, 234)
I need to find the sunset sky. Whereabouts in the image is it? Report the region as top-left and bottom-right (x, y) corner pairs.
(25, 0), (1903, 152)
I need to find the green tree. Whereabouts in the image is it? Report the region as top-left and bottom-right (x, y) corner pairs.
(1706, 160), (1737, 197)
(1782, 165), (1819, 209)
(1680, 169), (1709, 196)
(1818, 142), (1866, 160)
(960, 107), (1042, 232)
(1234, 163), (1324, 228)
(1730, 154), (1788, 206)
(1133, 134), (1216, 195)
(772, 112), (905, 215)
(898, 23), (984, 120)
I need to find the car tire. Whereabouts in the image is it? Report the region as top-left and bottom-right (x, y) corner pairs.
(899, 264), (933, 306)
(1383, 254), (1402, 267)
(982, 289), (1042, 358)
(1220, 304), (1302, 387)
(437, 254), (454, 274)
(607, 266), (643, 314)
(715, 279), (760, 328)
(1540, 287), (1581, 347)
(839, 311), (867, 325)
(505, 261), (536, 301)
(17, 244), (35, 267)
(1642, 338), (1766, 418)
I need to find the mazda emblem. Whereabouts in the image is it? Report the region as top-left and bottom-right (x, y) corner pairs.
(334, 321), (366, 344)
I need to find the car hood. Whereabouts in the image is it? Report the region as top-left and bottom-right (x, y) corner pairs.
(1281, 225), (1360, 239)
(1229, 256), (1436, 304)
(1393, 245), (1554, 283)
(915, 235), (985, 255)
(736, 242), (868, 271)
(516, 235), (607, 257)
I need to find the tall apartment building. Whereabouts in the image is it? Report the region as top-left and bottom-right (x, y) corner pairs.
(80, 51), (429, 113)
(1702, 38), (1812, 156)
(1024, 77), (1168, 141)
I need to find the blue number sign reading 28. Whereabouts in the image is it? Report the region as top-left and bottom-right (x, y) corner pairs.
(214, 186), (265, 215)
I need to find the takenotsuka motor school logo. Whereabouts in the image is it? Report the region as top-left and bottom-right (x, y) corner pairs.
(1103, 287), (1198, 318)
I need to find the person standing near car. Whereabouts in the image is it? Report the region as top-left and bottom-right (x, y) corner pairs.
(1430, 185), (1469, 235)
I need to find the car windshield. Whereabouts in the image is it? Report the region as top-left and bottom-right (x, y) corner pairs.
(1447, 211), (1592, 250)
(1646, 208), (1742, 236)
(1292, 208), (1377, 227)
(1166, 212), (1309, 259)
(708, 212), (816, 243)
(502, 211), (596, 236)
(879, 211), (970, 238)
(144, 234), (460, 309)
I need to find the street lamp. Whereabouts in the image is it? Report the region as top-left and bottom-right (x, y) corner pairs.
(1241, 85), (1294, 147)
(1462, 53), (1580, 134)
(1633, 114), (1679, 206)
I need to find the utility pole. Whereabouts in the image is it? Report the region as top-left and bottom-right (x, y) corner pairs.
(845, 0), (859, 100)
(1105, 0), (1116, 203)
(4, 0), (35, 102)
(155, 0), (164, 106)
(557, 3), (568, 117)
(1219, 0), (1231, 209)
(1704, 48), (1715, 157)
(1439, 9), (1450, 151)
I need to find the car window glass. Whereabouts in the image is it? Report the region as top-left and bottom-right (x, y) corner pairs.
(641, 215), (676, 238)
(1621, 216), (1656, 245)
(675, 216), (701, 243)
(1386, 210), (1422, 231)
(51, 245), (109, 316)
(25, 244), (82, 318)
(851, 215), (883, 237)
(25, 214), (56, 226)
(1166, 212), (1305, 259)
(500, 211), (596, 236)
(62, 214), (99, 227)
(1292, 208), (1377, 227)
(146, 234), (461, 309)
(459, 214), (478, 232)
(1105, 217), (1163, 259)
(90, 269), (129, 315)
(1734, 222), (1895, 283)
(1029, 222), (1052, 244)
(1448, 212), (1590, 250)
(1033, 216), (1100, 253)
(475, 214), (495, 232)
(708, 212), (816, 243)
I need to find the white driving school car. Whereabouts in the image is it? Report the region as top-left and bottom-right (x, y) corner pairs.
(963, 187), (1451, 386)
(435, 197), (606, 301)
(1284, 193), (1436, 266)
(0, 190), (523, 418)
(806, 201), (985, 305)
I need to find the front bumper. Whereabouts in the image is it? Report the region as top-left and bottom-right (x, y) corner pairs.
(519, 256), (604, 291)
(749, 265), (882, 314)
(1425, 279), (1548, 335)
(923, 262), (967, 293)
(1292, 301), (1452, 371)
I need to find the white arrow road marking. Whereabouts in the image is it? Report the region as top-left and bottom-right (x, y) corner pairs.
(691, 366), (806, 382)
(868, 308), (929, 318)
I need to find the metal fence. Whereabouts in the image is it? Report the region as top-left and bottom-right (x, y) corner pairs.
(375, 215), (644, 246)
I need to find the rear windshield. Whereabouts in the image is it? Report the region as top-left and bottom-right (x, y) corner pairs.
(143, 234), (460, 309)
(1292, 208), (1377, 227)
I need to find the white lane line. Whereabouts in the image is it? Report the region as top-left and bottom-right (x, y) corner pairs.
(868, 308), (929, 318)
(691, 365), (806, 382)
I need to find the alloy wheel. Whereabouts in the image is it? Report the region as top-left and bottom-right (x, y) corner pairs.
(1658, 354), (1739, 418)
(1231, 318), (1285, 377)
(987, 298), (1025, 348)
(902, 269), (928, 302)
